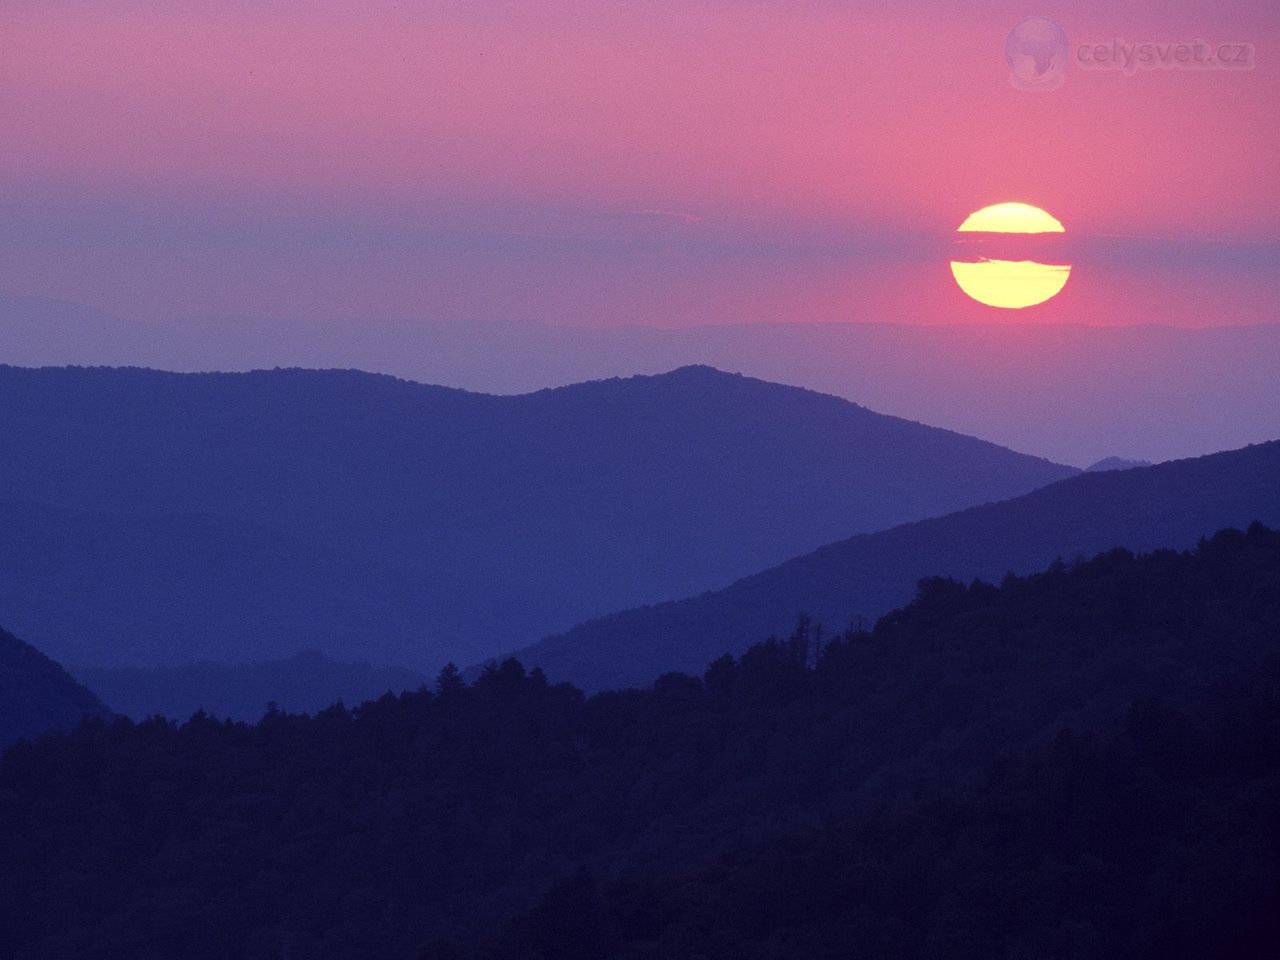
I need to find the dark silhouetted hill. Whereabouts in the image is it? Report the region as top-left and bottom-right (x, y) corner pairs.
(0, 364), (1073, 668)
(0, 626), (110, 747)
(76, 651), (427, 721)
(2, 526), (1278, 958)
(501, 440), (1280, 690)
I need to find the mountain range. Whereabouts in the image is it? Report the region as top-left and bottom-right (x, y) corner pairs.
(0, 363), (1072, 670)
(500, 439), (1280, 690)
(3, 291), (1279, 464)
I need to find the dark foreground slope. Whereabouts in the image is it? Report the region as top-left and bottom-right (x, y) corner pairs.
(456, 663), (1280, 960)
(506, 439), (1280, 690)
(0, 364), (1073, 669)
(0, 627), (110, 747)
(2, 526), (1278, 959)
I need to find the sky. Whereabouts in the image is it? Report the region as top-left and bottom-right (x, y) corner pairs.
(0, 0), (1276, 326)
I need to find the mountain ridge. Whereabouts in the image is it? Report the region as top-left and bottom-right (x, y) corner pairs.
(495, 439), (1280, 690)
(0, 363), (1074, 669)
(5, 288), (1279, 463)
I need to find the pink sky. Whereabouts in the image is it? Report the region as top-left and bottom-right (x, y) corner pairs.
(0, 0), (1276, 325)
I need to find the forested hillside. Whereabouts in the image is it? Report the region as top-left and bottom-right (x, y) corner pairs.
(2, 525), (1277, 958)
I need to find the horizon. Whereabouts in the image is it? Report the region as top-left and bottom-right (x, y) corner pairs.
(4, 286), (1277, 465)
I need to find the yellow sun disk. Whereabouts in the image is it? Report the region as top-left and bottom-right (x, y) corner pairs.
(957, 202), (1065, 234)
(949, 259), (1071, 309)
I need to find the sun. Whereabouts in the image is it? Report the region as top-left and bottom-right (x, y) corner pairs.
(957, 201), (1065, 234)
(949, 260), (1071, 310)
(950, 202), (1071, 309)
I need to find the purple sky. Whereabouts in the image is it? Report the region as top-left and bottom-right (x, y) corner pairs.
(0, 0), (1275, 327)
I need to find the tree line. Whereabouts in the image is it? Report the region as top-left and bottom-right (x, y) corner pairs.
(2, 524), (1278, 958)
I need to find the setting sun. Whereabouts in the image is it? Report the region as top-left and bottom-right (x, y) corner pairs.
(957, 202), (1066, 234)
(951, 202), (1071, 308)
(949, 259), (1072, 309)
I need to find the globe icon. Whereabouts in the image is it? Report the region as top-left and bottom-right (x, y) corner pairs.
(1005, 17), (1068, 91)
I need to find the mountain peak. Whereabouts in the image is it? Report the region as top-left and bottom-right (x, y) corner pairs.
(660, 364), (739, 378)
